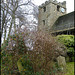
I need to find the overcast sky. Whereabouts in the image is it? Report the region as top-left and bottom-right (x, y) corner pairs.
(32, 0), (74, 13)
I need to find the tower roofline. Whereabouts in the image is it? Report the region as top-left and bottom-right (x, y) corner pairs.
(39, 0), (66, 9)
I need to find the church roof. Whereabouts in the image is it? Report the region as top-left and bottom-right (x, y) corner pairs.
(50, 11), (74, 33)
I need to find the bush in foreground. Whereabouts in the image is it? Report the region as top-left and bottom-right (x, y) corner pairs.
(1, 28), (66, 75)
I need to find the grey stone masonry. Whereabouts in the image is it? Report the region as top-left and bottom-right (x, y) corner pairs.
(38, 0), (66, 32)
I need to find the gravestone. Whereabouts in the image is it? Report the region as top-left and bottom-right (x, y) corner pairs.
(56, 56), (66, 71)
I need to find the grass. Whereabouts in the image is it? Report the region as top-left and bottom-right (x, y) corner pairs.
(56, 62), (74, 75)
(64, 62), (74, 75)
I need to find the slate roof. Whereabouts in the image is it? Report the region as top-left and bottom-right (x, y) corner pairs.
(50, 11), (74, 33)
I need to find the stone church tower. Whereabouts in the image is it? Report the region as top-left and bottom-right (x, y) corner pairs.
(38, 0), (66, 32)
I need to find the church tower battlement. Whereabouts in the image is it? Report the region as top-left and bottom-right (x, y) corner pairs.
(38, 0), (66, 32)
(39, 0), (66, 8)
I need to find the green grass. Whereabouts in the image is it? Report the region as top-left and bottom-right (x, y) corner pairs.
(65, 62), (74, 75)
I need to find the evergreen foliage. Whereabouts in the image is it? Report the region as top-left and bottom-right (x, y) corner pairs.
(56, 35), (74, 62)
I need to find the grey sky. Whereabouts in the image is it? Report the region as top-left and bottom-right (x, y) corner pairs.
(32, 0), (74, 13)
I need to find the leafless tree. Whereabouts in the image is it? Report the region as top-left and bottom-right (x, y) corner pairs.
(1, 0), (38, 43)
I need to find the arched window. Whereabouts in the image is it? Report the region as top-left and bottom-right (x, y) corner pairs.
(57, 5), (60, 11)
(43, 20), (45, 25)
(43, 7), (46, 12)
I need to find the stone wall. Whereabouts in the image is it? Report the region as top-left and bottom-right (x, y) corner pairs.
(38, 0), (66, 32)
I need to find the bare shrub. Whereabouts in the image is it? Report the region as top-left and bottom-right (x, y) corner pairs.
(1, 28), (66, 75)
(27, 31), (59, 74)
